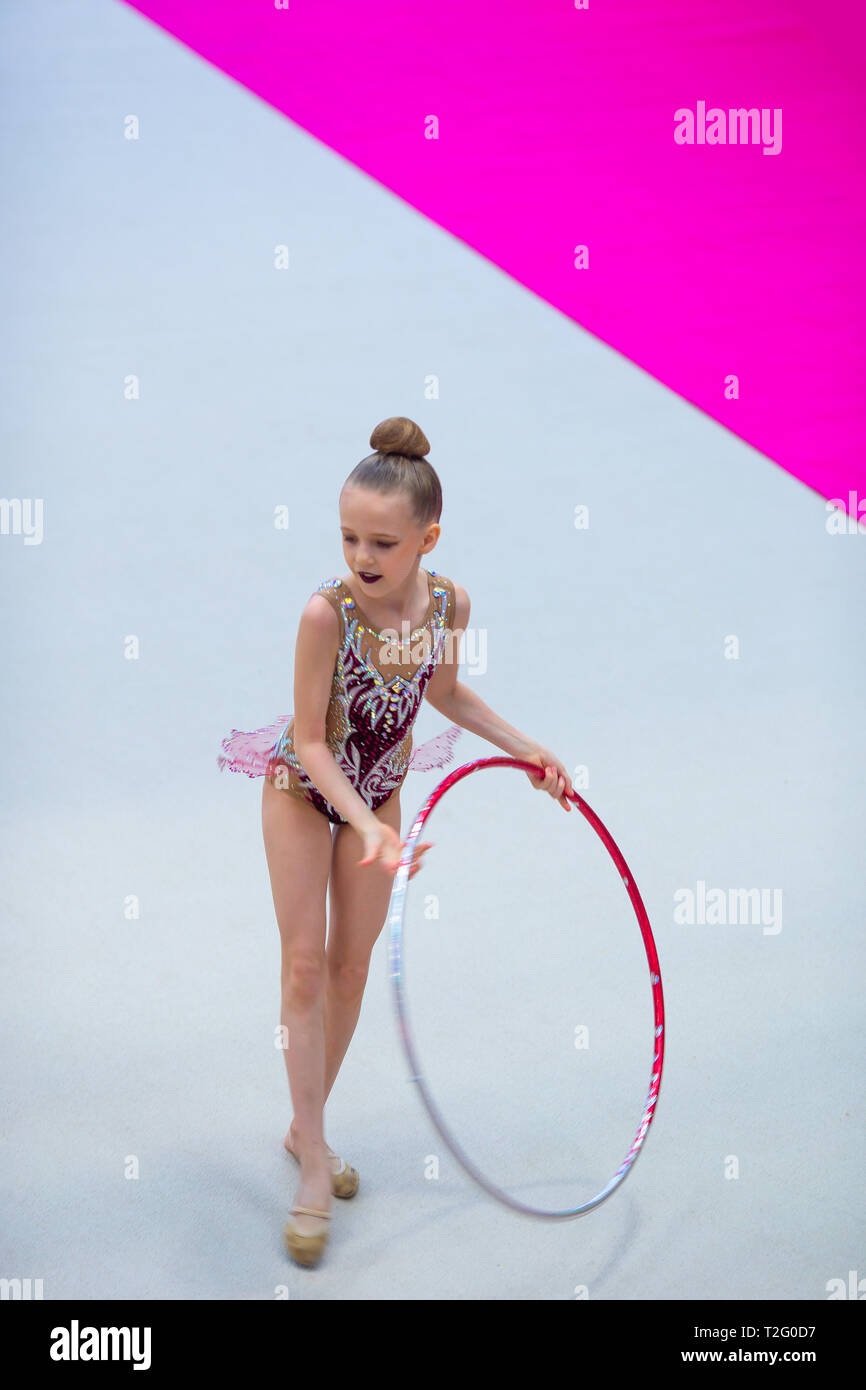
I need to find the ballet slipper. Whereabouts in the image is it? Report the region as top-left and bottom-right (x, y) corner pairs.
(286, 1140), (359, 1199)
(283, 1205), (332, 1266)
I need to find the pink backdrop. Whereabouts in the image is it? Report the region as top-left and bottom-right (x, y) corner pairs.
(121, 0), (866, 520)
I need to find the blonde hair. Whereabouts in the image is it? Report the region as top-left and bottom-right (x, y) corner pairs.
(342, 417), (442, 530)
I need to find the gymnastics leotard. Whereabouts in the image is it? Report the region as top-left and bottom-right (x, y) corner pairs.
(217, 568), (462, 824)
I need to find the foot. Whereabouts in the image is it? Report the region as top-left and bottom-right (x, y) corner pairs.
(285, 1121), (344, 1175)
(288, 1141), (333, 1239)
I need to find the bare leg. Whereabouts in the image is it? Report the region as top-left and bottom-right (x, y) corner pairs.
(287, 790), (402, 1152)
(262, 777), (333, 1237)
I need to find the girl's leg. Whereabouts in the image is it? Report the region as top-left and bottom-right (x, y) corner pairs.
(322, 789), (402, 1103)
(261, 777), (334, 1237)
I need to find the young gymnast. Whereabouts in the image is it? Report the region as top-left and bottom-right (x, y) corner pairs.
(218, 416), (574, 1266)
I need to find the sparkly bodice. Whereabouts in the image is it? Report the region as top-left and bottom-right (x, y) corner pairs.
(267, 569), (456, 824)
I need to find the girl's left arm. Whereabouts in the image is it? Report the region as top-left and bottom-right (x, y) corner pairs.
(425, 585), (574, 812)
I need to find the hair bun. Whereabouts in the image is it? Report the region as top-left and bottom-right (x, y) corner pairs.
(369, 416), (429, 460)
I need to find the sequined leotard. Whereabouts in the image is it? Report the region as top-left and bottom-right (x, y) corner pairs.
(262, 568), (456, 825)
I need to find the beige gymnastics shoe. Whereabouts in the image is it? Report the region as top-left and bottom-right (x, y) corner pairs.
(283, 1205), (332, 1267)
(286, 1139), (360, 1200)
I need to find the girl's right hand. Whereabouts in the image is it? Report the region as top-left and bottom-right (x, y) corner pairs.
(358, 821), (433, 879)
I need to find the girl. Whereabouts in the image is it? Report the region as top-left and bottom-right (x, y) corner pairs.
(218, 416), (574, 1266)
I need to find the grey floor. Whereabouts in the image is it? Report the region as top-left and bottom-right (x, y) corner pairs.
(1, 1), (863, 1300)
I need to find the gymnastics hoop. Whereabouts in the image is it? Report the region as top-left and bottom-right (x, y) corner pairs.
(387, 756), (665, 1221)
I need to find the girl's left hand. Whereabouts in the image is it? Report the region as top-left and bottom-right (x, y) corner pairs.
(521, 746), (574, 811)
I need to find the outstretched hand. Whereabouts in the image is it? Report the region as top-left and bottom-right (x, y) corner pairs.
(521, 746), (574, 811)
(358, 820), (434, 879)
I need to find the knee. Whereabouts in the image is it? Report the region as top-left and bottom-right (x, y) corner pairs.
(283, 952), (327, 1007)
(328, 959), (370, 1004)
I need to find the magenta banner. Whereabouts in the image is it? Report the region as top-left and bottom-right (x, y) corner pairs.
(121, 0), (866, 520)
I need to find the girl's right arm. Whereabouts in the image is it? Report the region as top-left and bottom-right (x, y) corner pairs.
(291, 596), (431, 877)
(291, 595), (377, 832)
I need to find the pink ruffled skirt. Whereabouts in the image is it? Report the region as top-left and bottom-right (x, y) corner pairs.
(217, 717), (462, 778)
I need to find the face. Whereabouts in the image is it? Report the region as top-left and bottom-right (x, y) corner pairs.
(339, 485), (439, 595)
